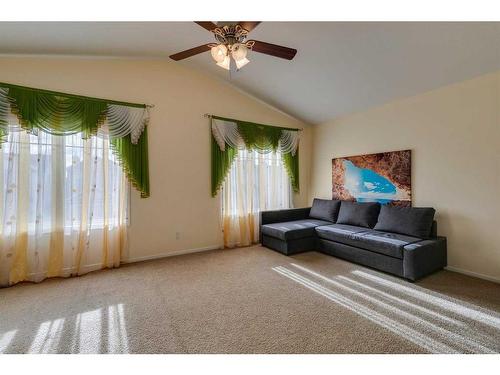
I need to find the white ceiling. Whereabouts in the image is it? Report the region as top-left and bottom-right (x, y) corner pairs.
(0, 22), (498, 124)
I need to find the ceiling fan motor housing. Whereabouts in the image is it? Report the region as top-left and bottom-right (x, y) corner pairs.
(214, 24), (248, 47)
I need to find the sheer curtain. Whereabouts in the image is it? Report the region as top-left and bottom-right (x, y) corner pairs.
(0, 128), (128, 287)
(222, 149), (292, 248)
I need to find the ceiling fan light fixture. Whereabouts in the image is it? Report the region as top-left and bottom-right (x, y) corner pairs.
(210, 44), (228, 63)
(235, 57), (250, 70)
(216, 55), (231, 70)
(169, 22), (296, 71)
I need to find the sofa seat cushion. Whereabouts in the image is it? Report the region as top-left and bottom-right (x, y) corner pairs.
(315, 224), (370, 251)
(315, 224), (422, 259)
(354, 231), (423, 259)
(315, 224), (368, 242)
(261, 219), (332, 241)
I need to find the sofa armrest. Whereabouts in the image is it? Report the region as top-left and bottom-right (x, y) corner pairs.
(260, 207), (311, 226)
(403, 236), (447, 281)
(259, 207), (311, 243)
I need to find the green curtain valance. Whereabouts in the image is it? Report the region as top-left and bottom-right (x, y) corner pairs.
(0, 82), (150, 197)
(210, 115), (300, 197)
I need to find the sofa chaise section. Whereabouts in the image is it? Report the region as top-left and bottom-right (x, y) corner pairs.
(260, 199), (341, 255)
(260, 208), (328, 255)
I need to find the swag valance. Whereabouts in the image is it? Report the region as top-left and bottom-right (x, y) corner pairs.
(0, 82), (150, 197)
(211, 115), (300, 196)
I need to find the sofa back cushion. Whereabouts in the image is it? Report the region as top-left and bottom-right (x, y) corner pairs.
(374, 205), (436, 238)
(309, 198), (341, 223)
(336, 201), (381, 228)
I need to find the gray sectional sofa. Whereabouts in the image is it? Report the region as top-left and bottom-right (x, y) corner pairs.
(260, 199), (447, 281)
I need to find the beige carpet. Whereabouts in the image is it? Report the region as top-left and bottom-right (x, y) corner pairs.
(1, 246), (499, 354)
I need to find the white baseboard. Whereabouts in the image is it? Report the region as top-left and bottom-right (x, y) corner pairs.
(122, 245), (222, 264)
(22, 245), (221, 281)
(27, 262), (105, 279)
(445, 266), (500, 284)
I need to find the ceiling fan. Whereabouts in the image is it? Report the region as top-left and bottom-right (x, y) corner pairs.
(169, 22), (297, 70)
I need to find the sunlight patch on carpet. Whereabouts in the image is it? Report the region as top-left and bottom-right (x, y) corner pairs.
(272, 265), (458, 353)
(352, 270), (500, 329)
(287, 263), (499, 353)
(0, 329), (17, 353)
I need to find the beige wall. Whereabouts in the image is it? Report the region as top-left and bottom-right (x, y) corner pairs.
(0, 56), (311, 262)
(310, 71), (500, 282)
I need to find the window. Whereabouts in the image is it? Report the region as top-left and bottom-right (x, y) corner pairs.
(0, 130), (127, 233)
(0, 128), (129, 286)
(222, 149), (292, 247)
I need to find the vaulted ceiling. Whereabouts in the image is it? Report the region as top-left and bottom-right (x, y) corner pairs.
(0, 22), (498, 123)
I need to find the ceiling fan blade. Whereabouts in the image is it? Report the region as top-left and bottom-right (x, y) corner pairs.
(169, 44), (211, 61)
(194, 21), (218, 32)
(238, 22), (261, 32)
(248, 40), (297, 60)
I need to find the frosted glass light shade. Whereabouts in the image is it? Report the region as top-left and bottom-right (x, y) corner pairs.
(216, 55), (231, 70)
(211, 44), (228, 63)
(231, 43), (248, 61)
(235, 57), (250, 70)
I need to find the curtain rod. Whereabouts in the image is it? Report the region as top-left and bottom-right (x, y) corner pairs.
(204, 113), (303, 131)
(0, 81), (154, 109)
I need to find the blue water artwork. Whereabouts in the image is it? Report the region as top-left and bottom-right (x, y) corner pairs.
(332, 150), (411, 206)
(342, 160), (397, 204)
